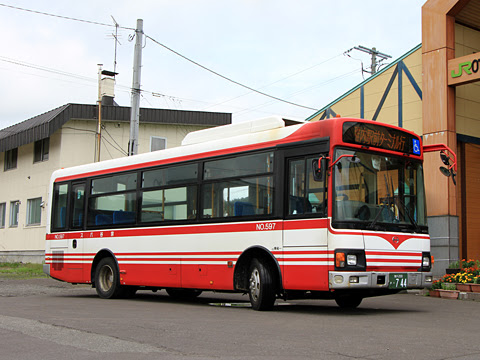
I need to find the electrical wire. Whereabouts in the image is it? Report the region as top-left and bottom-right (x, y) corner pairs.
(145, 34), (319, 111)
(1, 3), (326, 113)
(0, 3), (134, 30)
(101, 137), (114, 159)
(233, 68), (360, 118)
(202, 53), (343, 111)
(0, 56), (97, 84)
(101, 125), (128, 156)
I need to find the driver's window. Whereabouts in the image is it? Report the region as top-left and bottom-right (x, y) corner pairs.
(288, 156), (327, 217)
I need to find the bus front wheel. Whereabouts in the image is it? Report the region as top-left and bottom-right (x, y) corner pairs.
(94, 257), (123, 299)
(248, 258), (276, 311)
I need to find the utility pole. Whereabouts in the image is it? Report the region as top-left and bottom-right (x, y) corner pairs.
(96, 64), (103, 162)
(128, 19), (143, 156)
(353, 45), (391, 75)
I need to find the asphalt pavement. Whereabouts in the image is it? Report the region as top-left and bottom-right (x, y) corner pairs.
(0, 278), (479, 360)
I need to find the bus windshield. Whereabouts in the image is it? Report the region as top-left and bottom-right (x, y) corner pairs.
(332, 148), (427, 233)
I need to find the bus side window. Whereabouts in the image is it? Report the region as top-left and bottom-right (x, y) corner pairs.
(52, 183), (69, 230)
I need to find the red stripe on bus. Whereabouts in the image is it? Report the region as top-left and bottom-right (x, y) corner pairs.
(366, 266), (419, 272)
(46, 219), (331, 240)
(366, 251), (421, 257)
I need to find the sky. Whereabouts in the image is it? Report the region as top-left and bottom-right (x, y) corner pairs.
(0, 0), (426, 130)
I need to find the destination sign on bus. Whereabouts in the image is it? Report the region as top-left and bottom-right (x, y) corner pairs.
(342, 122), (421, 155)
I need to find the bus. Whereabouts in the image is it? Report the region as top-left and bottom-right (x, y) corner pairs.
(44, 116), (453, 310)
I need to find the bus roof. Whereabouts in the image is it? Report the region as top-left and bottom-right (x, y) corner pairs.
(50, 117), (421, 183)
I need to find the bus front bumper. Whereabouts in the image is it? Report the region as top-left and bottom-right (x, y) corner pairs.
(329, 271), (433, 289)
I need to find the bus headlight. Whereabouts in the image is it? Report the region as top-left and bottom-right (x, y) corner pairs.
(334, 249), (366, 271)
(347, 254), (357, 266)
(422, 256), (430, 268)
(421, 252), (432, 272)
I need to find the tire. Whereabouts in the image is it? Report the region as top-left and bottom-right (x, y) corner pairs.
(248, 258), (276, 311)
(94, 257), (124, 299)
(166, 288), (203, 299)
(335, 295), (363, 309)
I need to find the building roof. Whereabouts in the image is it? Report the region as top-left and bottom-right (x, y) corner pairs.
(0, 103), (232, 153)
(306, 43), (422, 121)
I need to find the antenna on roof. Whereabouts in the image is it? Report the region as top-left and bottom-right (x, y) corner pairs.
(110, 16), (121, 75)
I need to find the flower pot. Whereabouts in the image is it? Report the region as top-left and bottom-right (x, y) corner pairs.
(429, 289), (441, 297)
(470, 284), (480, 293)
(456, 283), (472, 292)
(438, 290), (459, 299)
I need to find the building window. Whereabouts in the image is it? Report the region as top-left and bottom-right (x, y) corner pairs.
(9, 200), (20, 227)
(4, 148), (18, 171)
(27, 197), (42, 225)
(34, 138), (49, 162)
(150, 136), (166, 152)
(0, 203), (5, 228)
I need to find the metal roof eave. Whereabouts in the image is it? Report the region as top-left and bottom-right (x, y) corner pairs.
(0, 104), (231, 153)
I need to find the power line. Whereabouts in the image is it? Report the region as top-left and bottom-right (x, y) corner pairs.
(202, 53), (343, 111)
(0, 56), (97, 84)
(145, 34), (319, 111)
(102, 125), (128, 156)
(2, 3), (320, 112)
(0, 3), (134, 30)
(233, 68), (360, 118)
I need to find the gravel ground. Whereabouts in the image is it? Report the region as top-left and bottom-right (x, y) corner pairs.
(0, 277), (93, 297)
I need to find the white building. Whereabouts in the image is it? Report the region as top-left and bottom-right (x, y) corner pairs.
(0, 103), (231, 263)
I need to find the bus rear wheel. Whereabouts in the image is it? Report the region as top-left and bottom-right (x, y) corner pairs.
(335, 295), (363, 309)
(94, 257), (124, 299)
(248, 258), (276, 311)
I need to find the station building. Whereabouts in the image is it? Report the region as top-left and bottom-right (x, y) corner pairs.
(0, 103), (231, 263)
(308, 0), (480, 274)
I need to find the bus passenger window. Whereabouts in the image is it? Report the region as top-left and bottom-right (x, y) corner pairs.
(202, 176), (273, 219)
(141, 186), (197, 222)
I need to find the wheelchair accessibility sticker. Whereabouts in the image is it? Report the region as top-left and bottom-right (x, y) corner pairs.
(412, 139), (420, 155)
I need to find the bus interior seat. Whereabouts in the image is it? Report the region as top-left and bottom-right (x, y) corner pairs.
(234, 201), (255, 216)
(72, 210), (83, 227)
(95, 214), (113, 226)
(59, 207), (66, 228)
(289, 196), (312, 214)
(113, 210), (135, 224)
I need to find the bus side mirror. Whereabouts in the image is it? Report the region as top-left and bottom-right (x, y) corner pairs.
(313, 157), (326, 182)
(440, 152), (450, 166)
(423, 144), (457, 186)
(439, 151), (457, 185)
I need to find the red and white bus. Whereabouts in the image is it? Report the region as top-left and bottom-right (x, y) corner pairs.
(44, 116), (450, 310)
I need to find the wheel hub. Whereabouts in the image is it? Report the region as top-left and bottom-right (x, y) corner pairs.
(250, 268), (260, 300)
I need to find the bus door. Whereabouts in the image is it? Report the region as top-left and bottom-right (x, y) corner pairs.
(281, 145), (329, 290)
(66, 182), (86, 283)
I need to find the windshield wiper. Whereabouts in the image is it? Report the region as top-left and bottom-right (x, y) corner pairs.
(368, 174), (394, 230)
(395, 192), (421, 233)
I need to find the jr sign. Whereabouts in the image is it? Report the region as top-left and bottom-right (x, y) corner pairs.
(448, 52), (480, 86)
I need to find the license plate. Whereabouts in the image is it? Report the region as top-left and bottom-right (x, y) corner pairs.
(388, 273), (408, 289)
